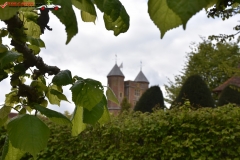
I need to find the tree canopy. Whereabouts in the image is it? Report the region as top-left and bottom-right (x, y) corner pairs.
(164, 39), (240, 104)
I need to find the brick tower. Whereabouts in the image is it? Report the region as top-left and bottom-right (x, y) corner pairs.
(107, 64), (125, 113)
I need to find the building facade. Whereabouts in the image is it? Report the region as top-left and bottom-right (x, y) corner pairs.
(107, 64), (149, 113)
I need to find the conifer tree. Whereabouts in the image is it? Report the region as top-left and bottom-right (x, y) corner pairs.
(218, 85), (240, 106)
(134, 86), (164, 113)
(172, 75), (215, 108)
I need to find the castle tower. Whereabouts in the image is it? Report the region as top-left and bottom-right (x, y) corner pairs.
(107, 64), (125, 112)
(133, 70), (149, 104)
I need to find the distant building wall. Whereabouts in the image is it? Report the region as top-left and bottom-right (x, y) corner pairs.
(107, 76), (124, 111)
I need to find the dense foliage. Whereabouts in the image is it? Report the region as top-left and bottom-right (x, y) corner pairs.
(134, 85), (164, 113)
(172, 75), (215, 108)
(164, 40), (240, 104)
(218, 85), (240, 106)
(120, 97), (131, 113)
(0, 104), (240, 159)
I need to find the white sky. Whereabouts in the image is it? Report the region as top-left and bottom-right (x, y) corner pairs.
(1, 0), (239, 113)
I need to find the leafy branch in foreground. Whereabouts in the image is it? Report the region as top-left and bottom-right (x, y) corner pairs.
(0, 0), (129, 158)
(147, 0), (240, 39)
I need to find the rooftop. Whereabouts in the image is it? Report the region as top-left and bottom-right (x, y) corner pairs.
(107, 64), (124, 77)
(134, 70), (149, 83)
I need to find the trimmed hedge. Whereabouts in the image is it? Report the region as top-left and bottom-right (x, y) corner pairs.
(134, 85), (164, 112)
(218, 85), (240, 106)
(1, 104), (240, 159)
(172, 75), (215, 108)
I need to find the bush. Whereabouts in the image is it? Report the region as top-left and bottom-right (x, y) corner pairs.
(172, 74), (214, 108)
(134, 85), (164, 113)
(218, 85), (240, 106)
(120, 97), (131, 113)
(0, 104), (238, 159)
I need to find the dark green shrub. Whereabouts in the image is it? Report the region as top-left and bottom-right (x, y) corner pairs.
(218, 85), (240, 106)
(172, 74), (214, 108)
(134, 85), (164, 113)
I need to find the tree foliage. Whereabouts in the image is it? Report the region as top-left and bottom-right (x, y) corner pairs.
(172, 75), (215, 108)
(120, 97), (131, 113)
(148, 0), (240, 40)
(218, 85), (240, 106)
(164, 39), (240, 104)
(134, 85), (164, 113)
(0, 0), (128, 158)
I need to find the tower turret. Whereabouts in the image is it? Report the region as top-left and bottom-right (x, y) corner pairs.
(107, 64), (125, 112)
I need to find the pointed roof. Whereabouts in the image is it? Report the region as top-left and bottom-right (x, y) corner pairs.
(213, 76), (240, 92)
(107, 64), (124, 77)
(134, 70), (149, 83)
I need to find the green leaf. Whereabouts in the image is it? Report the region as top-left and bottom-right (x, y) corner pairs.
(93, 0), (129, 35)
(13, 63), (25, 74)
(102, 0), (129, 36)
(71, 78), (104, 110)
(166, 0), (211, 29)
(19, 12), (41, 38)
(0, 69), (8, 82)
(33, 104), (71, 125)
(50, 89), (70, 102)
(106, 86), (119, 105)
(27, 36), (45, 48)
(30, 80), (48, 98)
(0, 51), (21, 69)
(46, 85), (62, 106)
(52, 0), (78, 44)
(83, 96), (106, 125)
(98, 105), (111, 126)
(0, 0), (22, 21)
(28, 45), (40, 55)
(0, 105), (11, 127)
(71, 106), (86, 136)
(30, 80), (48, 93)
(2, 137), (26, 160)
(0, 44), (8, 53)
(81, 11), (96, 22)
(72, 0), (97, 23)
(5, 90), (18, 107)
(148, 0), (182, 38)
(7, 114), (50, 157)
(52, 70), (73, 86)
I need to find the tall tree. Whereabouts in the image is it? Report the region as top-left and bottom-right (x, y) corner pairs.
(172, 75), (215, 108)
(134, 86), (164, 113)
(164, 39), (240, 104)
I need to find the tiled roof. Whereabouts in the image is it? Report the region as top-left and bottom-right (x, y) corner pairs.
(107, 64), (124, 77)
(213, 76), (240, 92)
(134, 70), (149, 83)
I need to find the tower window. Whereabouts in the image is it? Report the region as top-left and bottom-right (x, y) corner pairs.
(135, 89), (140, 96)
(120, 92), (122, 97)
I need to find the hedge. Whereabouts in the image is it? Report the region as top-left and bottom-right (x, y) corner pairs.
(1, 104), (240, 159)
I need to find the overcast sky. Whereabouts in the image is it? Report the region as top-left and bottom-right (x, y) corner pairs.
(1, 0), (239, 113)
